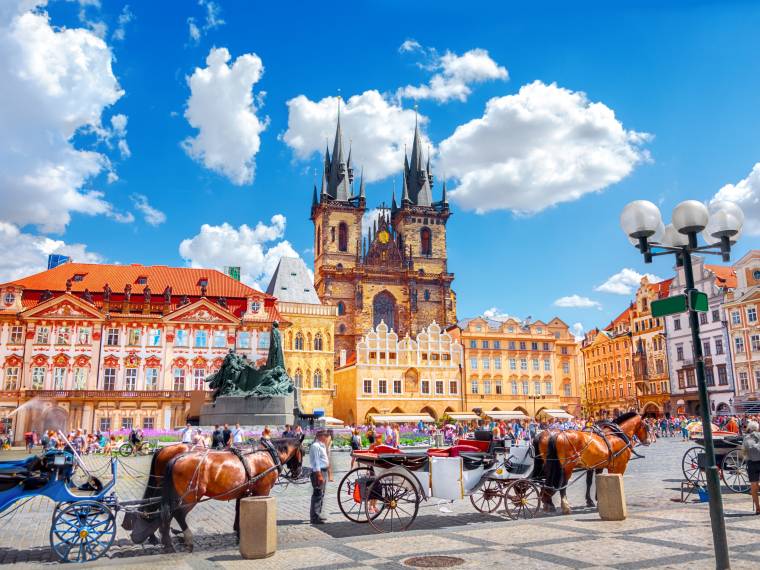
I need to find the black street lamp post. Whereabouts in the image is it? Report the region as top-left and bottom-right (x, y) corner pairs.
(621, 198), (743, 570)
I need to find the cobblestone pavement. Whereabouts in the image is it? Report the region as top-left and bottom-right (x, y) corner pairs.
(0, 437), (758, 568)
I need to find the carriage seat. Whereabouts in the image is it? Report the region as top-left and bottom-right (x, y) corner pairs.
(367, 444), (401, 454)
(0, 455), (39, 474)
(427, 444), (481, 458)
(455, 439), (490, 453)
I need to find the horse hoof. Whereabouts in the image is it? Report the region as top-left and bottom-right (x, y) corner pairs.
(562, 507), (571, 515)
(163, 545), (176, 554)
(586, 500), (595, 508)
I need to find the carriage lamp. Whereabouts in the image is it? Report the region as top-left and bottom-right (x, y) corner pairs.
(620, 198), (743, 570)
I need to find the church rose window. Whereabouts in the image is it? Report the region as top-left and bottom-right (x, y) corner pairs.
(373, 291), (396, 331)
(338, 222), (348, 252)
(420, 227), (432, 256)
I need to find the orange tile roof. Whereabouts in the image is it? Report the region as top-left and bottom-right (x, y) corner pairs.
(606, 306), (632, 331)
(2, 263), (267, 300)
(704, 264), (737, 289)
(652, 278), (674, 298)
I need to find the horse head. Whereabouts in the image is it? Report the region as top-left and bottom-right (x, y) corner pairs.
(614, 411), (652, 446)
(275, 434), (304, 480)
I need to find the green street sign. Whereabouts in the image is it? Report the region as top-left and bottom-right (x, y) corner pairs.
(652, 295), (687, 317)
(689, 290), (708, 312)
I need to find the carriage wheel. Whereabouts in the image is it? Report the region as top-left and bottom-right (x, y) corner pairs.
(503, 480), (541, 520)
(682, 446), (706, 485)
(337, 466), (382, 523)
(721, 449), (750, 494)
(50, 500), (116, 563)
(469, 479), (504, 513)
(366, 472), (420, 533)
(118, 443), (134, 458)
(137, 441), (154, 456)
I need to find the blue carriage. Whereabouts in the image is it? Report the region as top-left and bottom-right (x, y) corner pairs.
(0, 448), (118, 562)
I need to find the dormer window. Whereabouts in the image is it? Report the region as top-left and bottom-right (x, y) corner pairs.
(72, 274), (85, 282)
(198, 278), (208, 287)
(136, 276), (148, 285)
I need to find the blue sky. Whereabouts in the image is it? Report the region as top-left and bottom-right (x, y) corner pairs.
(2, 0), (760, 337)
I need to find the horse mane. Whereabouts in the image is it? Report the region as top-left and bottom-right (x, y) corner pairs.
(269, 436), (302, 452)
(612, 411), (639, 425)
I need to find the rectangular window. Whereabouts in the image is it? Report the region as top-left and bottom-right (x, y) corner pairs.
(673, 318), (681, 331)
(735, 337), (745, 353)
(470, 357), (478, 369)
(121, 417), (133, 430)
(258, 332), (270, 349)
(509, 358), (516, 370)
(175, 329), (189, 347)
(213, 331), (227, 348)
(703, 340), (711, 356)
(173, 368), (185, 391)
(511, 381), (518, 395)
(717, 365), (728, 386)
(378, 379), (387, 394)
(469, 340), (477, 349)
(363, 379), (372, 394)
(195, 330), (208, 348)
(9, 326), (23, 344)
(715, 338), (724, 355)
(712, 309), (720, 322)
(106, 328), (120, 347)
(482, 340), (489, 349)
(678, 370), (685, 389)
(53, 367), (66, 390)
(561, 347), (568, 355)
(35, 326), (49, 344)
(508, 341), (515, 350)
(564, 383), (572, 396)
(686, 369), (696, 388)
(656, 359), (664, 374)
(143, 417), (154, 430)
(545, 381), (552, 394)
(237, 331), (250, 349)
(562, 362), (570, 374)
(470, 380), (478, 394)
(145, 368), (158, 390)
(731, 311), (741, 325)
(421, 380), (431, 394)
(493, 341), (501, 349)
(193, 368), (206, 390)
(520, 358), (527, 370)
(103, 368), (116, 390)
(127, 328), (141, 346)
(32, 367), (45, 389)
(532, 358), (539, 371)
(705, 366), (715, 387)
(148, 328), (161, 347)
(77, 327), (91, 345)
(483, 380), (491, 394)
(519, 341), (527, 350)
(4, 367), (19, 390)
(482, 358), (490, 369)
(699, 312), (708, 325)
(494, 357), (502, 369)
(55, 326), (70, 345)
(544, 359), (551, 371)
(449, 380), (458, 394)
(739, 372), (749, 391)
(99, 418), (111, 432)
(124, 368), (137, 390)
(543, 342), (550, 351)
(752, 335), (760, 352)
(534, 381), (541, 394)
(531, 342), (538, 351)
(495, 381), (503, 395)
(676, 344), (684, 361)
(435, 380), (444, 395)
(748, 307), (757, 323)
(73, 368), (86, 390)
(393, 379), (402, 394)
(522, 381), (529, 395)
(755, 370), (760, 392)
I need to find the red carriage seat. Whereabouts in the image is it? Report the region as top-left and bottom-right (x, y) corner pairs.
(455, 438), (490, 453)
(368, 444), (401, 454)
(427, 444), (480, 457)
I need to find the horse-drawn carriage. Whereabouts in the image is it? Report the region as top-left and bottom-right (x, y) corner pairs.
(0, 447), (119, 562)
(681, 431), (749, 493)
(337, 431), (542, 532)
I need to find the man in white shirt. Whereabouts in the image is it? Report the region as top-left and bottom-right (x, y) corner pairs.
(180, 423), (193, 444)
(309, 431), (330, 524)
(232, 423), (244, 446)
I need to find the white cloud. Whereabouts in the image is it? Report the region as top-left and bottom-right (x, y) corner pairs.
(0, 0), (125, 233)
(110, 113), (130, 158)
(398, 45), (508, 103)
(361, 208), (383, 239)
(130, 194), (166, 226)
(187, 18), (200, 42)
(178, 215), (300, 290)
(595, 268), (662, 295)
(483, 307), (516, 322)
(0, 222), (103, 283)
(553, 295), (601, 309)
(182, 47), (266, 185)
(711, 162), (760, 236)
(571, 322), (585, 341)
(187, 0), (224, 43)
(112, 4), (133, 41)
(439, 81), (651, 215)
(283, 90), (432, 183)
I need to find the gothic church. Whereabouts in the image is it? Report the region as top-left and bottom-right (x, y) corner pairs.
(311, 113), (457, 360)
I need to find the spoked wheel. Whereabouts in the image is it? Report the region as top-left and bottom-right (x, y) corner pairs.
(137, 441), (154, 456)
(118, 443), (134, 458)
(366, 472), (420, 533)
(503, 480), (541, 520)
(721, 449), (750, 493)
(50, 500), (116, 562)
(338, 466), (382, 523)
(682, 446), (706, 485)
(470, 478), (504, 513)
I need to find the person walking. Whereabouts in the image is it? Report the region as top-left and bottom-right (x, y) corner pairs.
(742, 420), (760, 514)
(211, 425), (225, 449)
(232, 423), (244, 447)
(350, 428), (362, 469)
(222, 423), (232, 447)
(309, 430), (330, 524)
(179, 423), (193, 444)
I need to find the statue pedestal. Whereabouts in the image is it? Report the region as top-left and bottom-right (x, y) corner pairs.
(200, 394), (296, 427)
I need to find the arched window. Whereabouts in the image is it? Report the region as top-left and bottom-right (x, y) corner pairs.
(337, 302), (345, 316)
(294, 369), (303, 388)
(314, 333), (323, 351)
(294, 332), (304, 350)
(313, 369), (322, 389)
(420, 227), (432, 256)
(373, 291), (396, 330)
(338, 222), (348, 252)
(338, 324), (346, 333)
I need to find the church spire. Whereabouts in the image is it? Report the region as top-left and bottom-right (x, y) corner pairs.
(312, 183), (319, 208)
(358, 168), (365, 199)
(402, 109), (433, 208)
(324, 97), (352, 202)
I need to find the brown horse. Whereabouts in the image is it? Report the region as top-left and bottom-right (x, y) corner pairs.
(158, 436), (304, 551)
(531, 412), (652, 514)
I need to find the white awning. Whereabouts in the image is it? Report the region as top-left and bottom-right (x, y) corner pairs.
(676, 399), (686, 406)
(540, 409), (574, 420)
(369, 414), (435, 423)
(446, 413), (479, 421)
(484, 411), (529, 420)
(320, 416), (345, 426)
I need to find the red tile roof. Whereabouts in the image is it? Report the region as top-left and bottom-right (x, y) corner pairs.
(606, 306), (632, 331)
(651, 278), (674, 298)
(705, 264), (737, 289)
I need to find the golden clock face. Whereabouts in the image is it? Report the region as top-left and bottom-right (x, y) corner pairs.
(378, 230), (390, 244)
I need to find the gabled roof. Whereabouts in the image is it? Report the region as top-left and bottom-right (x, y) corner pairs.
(606, 306), (632, 331)
(265, 257), (321, 305)
(704, 264), (737, 289)
(651, 278), (673, 298)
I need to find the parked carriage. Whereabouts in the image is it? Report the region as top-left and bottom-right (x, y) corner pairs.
(681, 430), (749, 493)
(337, 432), (541, 532)
(0, 447), (119, 562)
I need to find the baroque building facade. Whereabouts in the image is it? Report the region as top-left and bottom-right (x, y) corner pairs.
(0, 263), (278, 442)
(266, 257), (337, 416)
(664, 258), (735, 416)
(311, 114), (456, 362)
(452, 316), (582, 417)
(333, 322), (464, 424)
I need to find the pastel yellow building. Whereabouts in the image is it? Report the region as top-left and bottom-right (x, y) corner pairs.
(266, 258), (337, 416)
(452, 317), (583, 418)
(333, 322), (464, 424)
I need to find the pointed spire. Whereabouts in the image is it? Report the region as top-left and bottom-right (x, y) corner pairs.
(441, 177), (448, 204)
(403, 109), (433, 207)
(312, 184), (319, 207)
(320, 168), (327, 196)
(402, 173), (411, 204)
(358, 168), (365, 199)
(391, 188), (398, 212)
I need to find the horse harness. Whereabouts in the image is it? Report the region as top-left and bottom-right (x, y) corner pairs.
(228, 439), (285, 497)
(588, 421), (644, 467)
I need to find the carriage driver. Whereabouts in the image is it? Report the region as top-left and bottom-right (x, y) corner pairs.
(309, 430), (331, 524)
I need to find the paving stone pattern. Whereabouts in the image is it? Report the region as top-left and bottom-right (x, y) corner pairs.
(0, 438), (758, 568)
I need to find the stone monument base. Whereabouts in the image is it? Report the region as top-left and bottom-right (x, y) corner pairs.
(200, 394), (296, 427)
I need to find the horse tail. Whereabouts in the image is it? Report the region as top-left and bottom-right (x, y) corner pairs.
(530, 432), (545, 480)
(160, 455), (181, 525)
(543, 433), (564, 493)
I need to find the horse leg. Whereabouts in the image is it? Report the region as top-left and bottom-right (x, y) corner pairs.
(173, 507), (194, 553)
(159, 513), (175, 553)
(560, 467), (573, 515)
(234, 498), (241, 544)
(585, 470), (595, 507)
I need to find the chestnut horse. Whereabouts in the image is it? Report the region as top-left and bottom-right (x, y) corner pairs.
(531, 412), (652, 514)
(158, 436), (304, 551)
